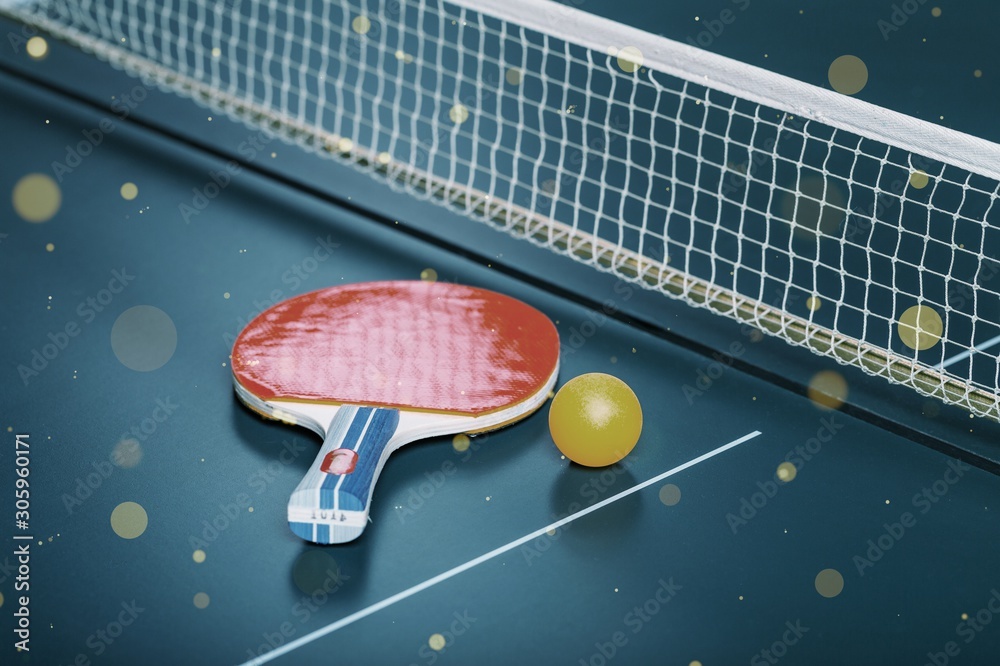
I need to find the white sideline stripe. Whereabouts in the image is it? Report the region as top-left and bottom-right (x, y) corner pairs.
(446, 0), (1000, 182)
(938, 333), (1000, 370)
(238, 429), (762, 665)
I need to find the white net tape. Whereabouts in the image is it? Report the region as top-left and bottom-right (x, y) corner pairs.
(6, 0), (1000, 419)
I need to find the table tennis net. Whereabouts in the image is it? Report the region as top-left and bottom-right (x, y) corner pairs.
(6, 0), (1000, 420)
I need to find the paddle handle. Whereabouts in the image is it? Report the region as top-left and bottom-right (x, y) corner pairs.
(288, 406), (400, 544)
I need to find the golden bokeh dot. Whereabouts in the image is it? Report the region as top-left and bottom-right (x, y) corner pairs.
(931, 6), (942, 17)
(45, 242), (55, 252)
(193, 592), (211, 609)
(974, 69), (982, 78)
(376, 152), (392, 166)
(110, 501), (148, 539)
(962, 612), (969, 621)
(420, 268), (438, 282)
(13, 173), (62, 222)
(192, 549), (206, 564)
(690, 662), (703, 666)
(909, 170), (930, 190)
(815, 568), (845, 598)
(898, 305), (944, 351)
(808, 370), (848, 411)
(0, 591), (4, 607)
(781, 176), (847, 240)
(211, 47), (222, 58)
(337, 137), (354, 153)
(26, 36), (49, 59)
(806, 296), (822, 312)
(111, 305), (178, 371)
(449, 103), (469, 125)
(617, 46), (643, 73)
(120, 182), (139, 200)
(828, 55), (869, 95)
(452, 434), (470, 453)
(223, 292), (231, 299)
(351, 15), (372, 35)
(505, 68), (522, 85)
(658, 484), (681, 506)
(428, 633), (446, 651)
(112, 438), (143, 468)
(777, 462), (797, 482)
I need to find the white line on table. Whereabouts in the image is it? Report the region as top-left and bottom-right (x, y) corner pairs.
(937, 332), (1000, 370)
(240, 429), (762, 665)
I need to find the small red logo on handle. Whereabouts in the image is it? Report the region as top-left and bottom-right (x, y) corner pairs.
(321, 449), (358, 475)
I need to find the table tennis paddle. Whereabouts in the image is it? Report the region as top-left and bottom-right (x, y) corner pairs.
(231, 281), (559, 544)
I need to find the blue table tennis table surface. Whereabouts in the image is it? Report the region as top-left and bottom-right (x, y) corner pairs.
(3, 3), (1000, 665)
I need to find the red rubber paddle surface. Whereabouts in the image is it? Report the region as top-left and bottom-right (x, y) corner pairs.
(231, 281), (559, 415)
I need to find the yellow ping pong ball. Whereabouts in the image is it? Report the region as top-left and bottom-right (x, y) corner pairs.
(548, 373), (642, 467)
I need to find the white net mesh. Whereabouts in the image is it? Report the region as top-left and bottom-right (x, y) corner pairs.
(7, 0), (1000, 419)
